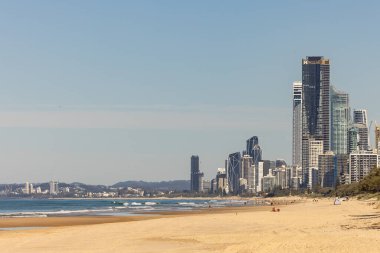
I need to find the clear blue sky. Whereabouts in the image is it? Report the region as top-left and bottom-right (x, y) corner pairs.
(0, 0), (379, 184)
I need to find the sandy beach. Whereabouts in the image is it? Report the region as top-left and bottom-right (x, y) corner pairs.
(0, 197), (379, 253)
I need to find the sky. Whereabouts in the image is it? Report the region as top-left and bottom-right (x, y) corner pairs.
(0, 0), (379, 185)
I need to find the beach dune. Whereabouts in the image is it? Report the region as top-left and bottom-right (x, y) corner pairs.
(0, 198), (379, 253)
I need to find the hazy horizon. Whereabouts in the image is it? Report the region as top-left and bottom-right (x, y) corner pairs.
(1, 0), (379, 184)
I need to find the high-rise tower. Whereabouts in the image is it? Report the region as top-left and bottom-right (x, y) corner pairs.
(227, 152), (241, 194)
(190, 155), (201, 192)
(353, 109), (368, 126)
(352, 109), (369, 151)
(292, 81), (302, 166)
(246, 136), (259, 157)
(353, 123), (369, 151)
(301, 56), (330, 184)
(331, 86), (349, 155)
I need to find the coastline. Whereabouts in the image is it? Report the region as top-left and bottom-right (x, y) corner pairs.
(0, 201), (282, 229)
(0, 197), (378, 253)
(0, 196), (297, 219)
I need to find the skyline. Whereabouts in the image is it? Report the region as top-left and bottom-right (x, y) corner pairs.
(1, 1), (380, 184)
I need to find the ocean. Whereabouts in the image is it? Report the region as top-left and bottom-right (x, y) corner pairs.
(0, 198), (258, 218)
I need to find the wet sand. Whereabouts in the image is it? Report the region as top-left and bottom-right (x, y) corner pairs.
(0, 215), (158, 228)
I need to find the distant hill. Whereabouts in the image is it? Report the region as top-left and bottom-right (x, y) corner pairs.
(0, 180), (191, 193)
(112, 180), (190, 191)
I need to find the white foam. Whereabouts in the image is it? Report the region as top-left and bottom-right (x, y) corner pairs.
(177, 202), (197, 206)
(0, 208), (114, 218)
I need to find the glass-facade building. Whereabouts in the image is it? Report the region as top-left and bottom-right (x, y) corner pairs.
(241, 155), (255, 191)
(292, 81), (302, 166)
(246, 136), (259, 158)
(301, 56), (330, 184)
(353, 109), (368, 126)
(331, 86), (349, 155)
(352, 109), (369, 151)
(227, 152), (241, 194)
(352, 123), (369, 151)
(190, 155), (200, 192)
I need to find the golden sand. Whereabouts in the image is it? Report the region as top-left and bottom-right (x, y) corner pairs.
(0, 198), (379, 253)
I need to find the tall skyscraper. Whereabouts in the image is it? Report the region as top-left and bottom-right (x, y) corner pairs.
(246, 136), (259, 157)
(190, 155), (201, 192)
(353, 109), (368, 126)
(252, 144), (262, 188)
(252, 144), (262, 166)
(352, 109), (369, 151)
(246, 136), (262, 185)
(292, 81), (302, 166)
(301, 57), (330, 182)
(241, 155), (255, 192)
(330, 86), (349, 155)
(227, 152), (241, 194)
(241, 155), (252, 180)
(256, 161), (264, 192)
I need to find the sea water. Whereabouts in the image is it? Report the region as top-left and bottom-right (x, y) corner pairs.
(0, 198), (257, 218)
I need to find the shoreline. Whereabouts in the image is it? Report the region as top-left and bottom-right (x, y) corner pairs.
(0, 195), (302, 200)
(0, 196), (301, 222)
(0, 216), (159, 229)
(0, 202), (286, 229)
(0, 198), (379, 252)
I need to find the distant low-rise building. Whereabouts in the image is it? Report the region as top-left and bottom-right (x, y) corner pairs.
(210, 179), (217, 193)
(335, 154), (349, 185)
(239, 178), (248, 193)
(202, 180), (211, 193)
(262, 170), (276, 193)
(24, 182), (30, 194)
(318, 151), (335, 188)
(349, 151), (379, 183)
(50, 180), (59, 195)
(36, 187), (42, 194)
(216, 168), (227, 194)
(307, 167), (319, 190)
(256, 161), (264, 192)
(273, 167), (290, 189)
